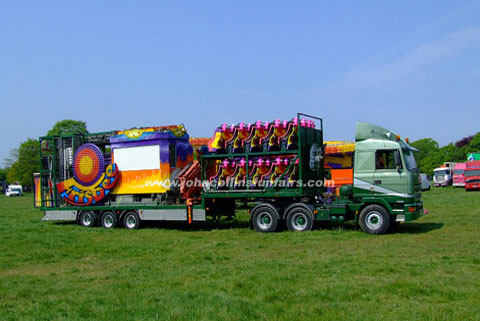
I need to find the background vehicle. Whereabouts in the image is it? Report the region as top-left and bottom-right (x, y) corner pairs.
(443, 162), (456, 171)
(433, 167), (452, 187)
(5, 185), (23, 196)
(420, 174), (430, 191)
(453, 163), (466, 187)
(465, 161), (480, 191)
(34, 113), (424, 234)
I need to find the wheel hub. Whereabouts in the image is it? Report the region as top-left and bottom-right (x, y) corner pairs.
(365, 211), (383, 230)
(257, 212), (272, 229)
(292, 213), (307, 230)
(83, 214), (92, 225)
(126, 216), (136, 228)
(104, 215), (114, 228)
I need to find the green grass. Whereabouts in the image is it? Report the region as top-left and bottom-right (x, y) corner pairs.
(0, 188), (479, 321)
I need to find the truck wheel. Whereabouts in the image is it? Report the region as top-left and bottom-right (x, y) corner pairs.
(123, 211), (140, 230)
(286, 207), (313, 232)
(79, 211), (96, 227)
(252, 206), (278, 233)
(100, 211), (118, 229)
(359, 205), (390, 235)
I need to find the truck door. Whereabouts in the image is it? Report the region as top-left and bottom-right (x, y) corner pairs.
(353, 150), (376, 197)
(373, 149), (406, 198)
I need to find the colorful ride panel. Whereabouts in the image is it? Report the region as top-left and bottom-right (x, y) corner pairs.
(55, 125), (195, 205)
(208, 117), (314, 153)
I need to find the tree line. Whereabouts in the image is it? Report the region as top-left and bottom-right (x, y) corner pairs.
(0, 120), (88, 188)
(411, 132), (480, 176)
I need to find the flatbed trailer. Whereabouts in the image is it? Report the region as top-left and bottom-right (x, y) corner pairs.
(35, 113), (424, 234)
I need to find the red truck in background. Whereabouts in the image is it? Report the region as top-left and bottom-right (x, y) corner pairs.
(465, 161), (480, 191)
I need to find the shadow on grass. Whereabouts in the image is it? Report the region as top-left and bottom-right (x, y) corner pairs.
(392, 222), (444, 234)
(53, 221), (77, 226)
(51, 218), (250, 231)
(51, 218), (443, 234)
(141, 219), (251, 231)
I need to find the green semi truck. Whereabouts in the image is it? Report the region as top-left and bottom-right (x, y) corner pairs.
(35, 113), (424, 234)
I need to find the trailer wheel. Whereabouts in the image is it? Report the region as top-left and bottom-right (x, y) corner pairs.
(123, 211), (140, 230)
(359, 205), (390, 235)
(100, 211), (118, 229)
(78, 211), (96, 227)
(286, 207), (313, 232)
(251, 205), (278, 233)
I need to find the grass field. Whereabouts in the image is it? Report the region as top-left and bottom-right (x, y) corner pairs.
(0, 188), (479, 321)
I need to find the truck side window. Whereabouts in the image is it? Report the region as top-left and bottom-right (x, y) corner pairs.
(376, 150), (401, 170)
(169, 144), (176, 168)
(355, 151), (374, 171)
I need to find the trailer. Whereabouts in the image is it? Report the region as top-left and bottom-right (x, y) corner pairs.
(35, 113), (424, 234)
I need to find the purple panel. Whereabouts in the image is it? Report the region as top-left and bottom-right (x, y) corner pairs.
(110, 131), (172, 144)
(177, 140), (193, 162)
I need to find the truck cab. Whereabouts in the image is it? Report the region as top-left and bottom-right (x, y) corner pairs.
(352, 122), (423, 232)
(433, 167), (452, 187)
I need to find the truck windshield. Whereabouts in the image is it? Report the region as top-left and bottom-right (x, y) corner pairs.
(453, 169), (464, 175)
(403, 149), (418, 171)
(434, 170), (448, 177)
(465, 170), (480, 177)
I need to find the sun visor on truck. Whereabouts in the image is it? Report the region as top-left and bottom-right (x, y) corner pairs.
(355, 122), (417, 151)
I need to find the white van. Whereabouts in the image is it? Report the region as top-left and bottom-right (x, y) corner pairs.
(6, 185), (23, 196)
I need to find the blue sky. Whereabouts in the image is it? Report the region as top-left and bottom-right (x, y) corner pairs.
(1, 1), (480, 164)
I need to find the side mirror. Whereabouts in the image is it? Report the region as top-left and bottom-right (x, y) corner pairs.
(394, 151), (402, 171)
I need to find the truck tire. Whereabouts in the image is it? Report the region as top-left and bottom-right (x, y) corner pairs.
(78, 211), (96, 227)
(123, 211), (140, 230)
(251, 205), (278, 233)
(100, 211), (118, 229)
(286, 206), (313, 232)
(359, 205), (390, 235)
